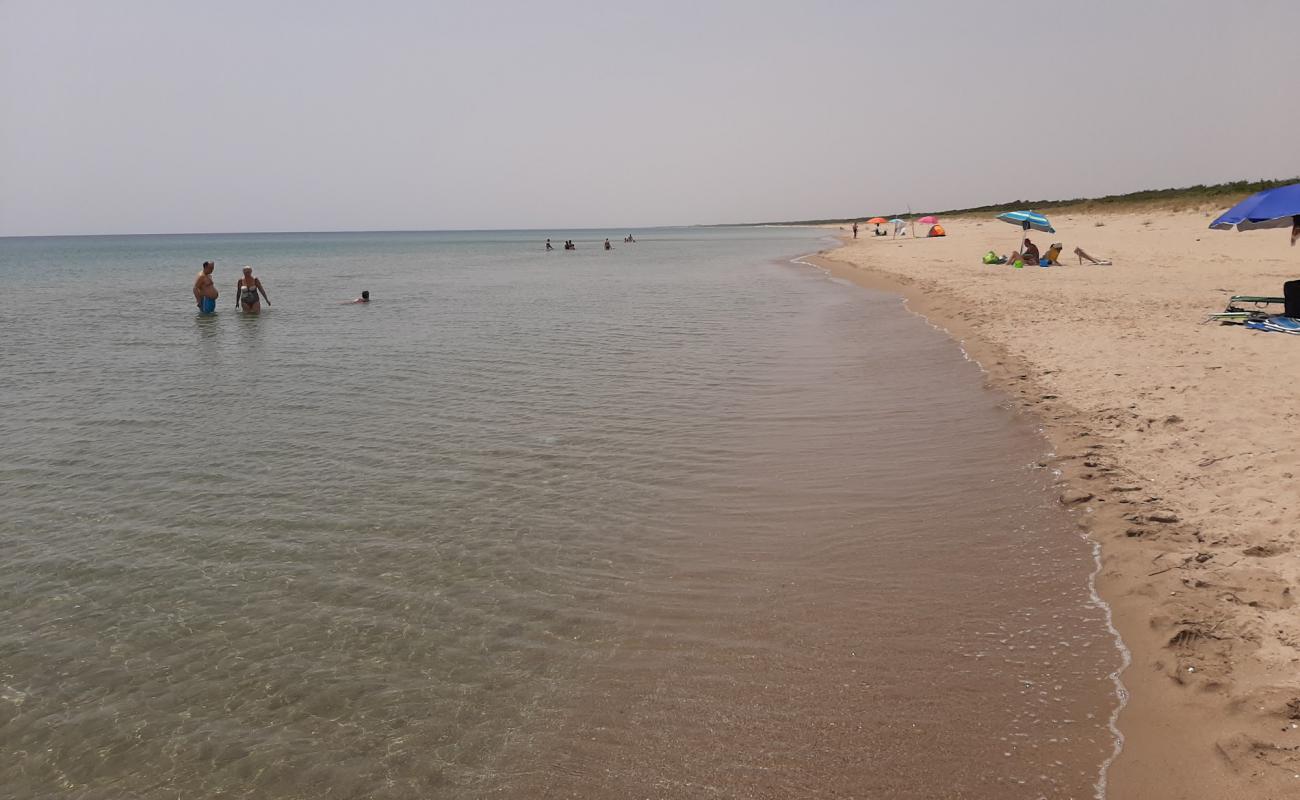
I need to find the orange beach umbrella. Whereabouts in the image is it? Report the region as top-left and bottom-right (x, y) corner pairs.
(867, 217), (888, 224)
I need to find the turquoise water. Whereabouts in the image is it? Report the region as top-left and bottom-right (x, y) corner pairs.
(0, 228), (1120, 798)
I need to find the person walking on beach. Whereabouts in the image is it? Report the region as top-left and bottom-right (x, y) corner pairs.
(235, 266), (270, 313)
(852, 222), (859, 239)
(193, 261), (218, 313)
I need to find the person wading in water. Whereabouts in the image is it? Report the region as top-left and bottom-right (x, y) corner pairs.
(235, 266), (271, 313)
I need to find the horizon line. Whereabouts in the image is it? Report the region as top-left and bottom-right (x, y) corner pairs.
(0, 224), (742, 241)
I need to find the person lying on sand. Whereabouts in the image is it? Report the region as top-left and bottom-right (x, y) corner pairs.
(1073, 246), (1112, 265)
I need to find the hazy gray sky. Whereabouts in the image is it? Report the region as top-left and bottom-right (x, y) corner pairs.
(3, 0), (1298, 236)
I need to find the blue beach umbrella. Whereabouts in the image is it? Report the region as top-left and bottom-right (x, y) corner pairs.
(889, 217), (906, 238)
(1210, 183), (1300, 239)
(996, 210), (1056, 233)
(997, 210), (1055, 262)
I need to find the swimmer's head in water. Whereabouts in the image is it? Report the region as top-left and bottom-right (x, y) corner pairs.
(361, 291), (370, 300)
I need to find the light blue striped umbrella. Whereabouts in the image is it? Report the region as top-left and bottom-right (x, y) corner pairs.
(996, 210), (1055, 233)
(997, 210), (1055, 263)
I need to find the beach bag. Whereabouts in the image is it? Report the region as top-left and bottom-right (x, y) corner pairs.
(1285, 279), (1300, 319)
(982, 250), (999, 265)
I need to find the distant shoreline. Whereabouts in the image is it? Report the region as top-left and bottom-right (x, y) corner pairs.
(723, 176), (1298, 228)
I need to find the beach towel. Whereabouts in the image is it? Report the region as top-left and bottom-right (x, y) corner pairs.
(1244, 315), (1300, 335)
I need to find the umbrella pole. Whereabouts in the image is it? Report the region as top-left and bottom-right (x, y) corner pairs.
(1012, 220), (1028, 264)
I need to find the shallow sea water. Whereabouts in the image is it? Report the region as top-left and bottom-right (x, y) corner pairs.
(0, 228), (1121, 798)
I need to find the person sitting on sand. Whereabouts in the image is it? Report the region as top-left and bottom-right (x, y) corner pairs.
(1006, 238), (1039, 265)
(1042, 243), (1063, 265)
(1073, 246), (1112, 265)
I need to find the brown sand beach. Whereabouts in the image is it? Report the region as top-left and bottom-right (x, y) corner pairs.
(814, 208), (1300, 798)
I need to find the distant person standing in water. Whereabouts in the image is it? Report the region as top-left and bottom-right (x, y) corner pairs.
(852, 222), (859, 239)
(604, 239), (612, 250)
(193, 261), (218, 313)
(235, 266), (270, 313)
(546, 239), (553, 251)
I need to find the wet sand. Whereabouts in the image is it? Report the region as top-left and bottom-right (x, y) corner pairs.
(819, 209), (1300, 799)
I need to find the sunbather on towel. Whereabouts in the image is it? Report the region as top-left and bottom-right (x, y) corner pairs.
(1073, 246), (1112, 265)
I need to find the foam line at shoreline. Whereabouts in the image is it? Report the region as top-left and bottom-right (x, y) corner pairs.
(1089, 536), (1132, 800)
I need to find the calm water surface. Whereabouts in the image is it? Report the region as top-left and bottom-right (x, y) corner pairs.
(0, 229), (1121, 798)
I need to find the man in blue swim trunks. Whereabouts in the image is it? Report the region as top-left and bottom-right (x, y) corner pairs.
(193, 261), (218, 313)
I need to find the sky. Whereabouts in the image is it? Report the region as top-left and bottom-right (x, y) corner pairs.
(2, 0), (1299, 236)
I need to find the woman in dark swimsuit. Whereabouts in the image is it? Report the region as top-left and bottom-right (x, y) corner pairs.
(235, 266), (269, 313)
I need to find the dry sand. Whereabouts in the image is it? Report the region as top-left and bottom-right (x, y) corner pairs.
(817, 209), (1300, 799)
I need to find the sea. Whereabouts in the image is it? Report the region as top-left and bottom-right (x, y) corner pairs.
(0, 227), (1124, 799)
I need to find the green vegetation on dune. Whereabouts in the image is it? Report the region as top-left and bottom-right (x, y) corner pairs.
(735, 177), (1299, 227)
